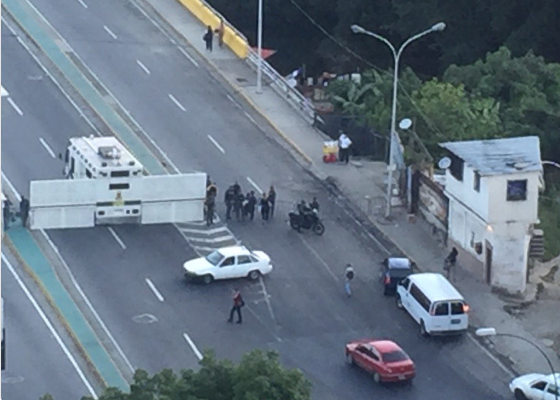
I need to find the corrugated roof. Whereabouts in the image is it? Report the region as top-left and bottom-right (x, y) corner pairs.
(440, 136), (542, 176)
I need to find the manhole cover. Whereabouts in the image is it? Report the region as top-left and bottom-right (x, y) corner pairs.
(2, 375), (24, 384)
(542, 338), (554, 347)
(132, 313), (158, 324)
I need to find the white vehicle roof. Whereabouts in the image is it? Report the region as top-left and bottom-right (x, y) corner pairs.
(214, 246), (252, 258)
(388, 257), (411, 269)
(70, 136), (142, 171)
(408, 273), (465, 303)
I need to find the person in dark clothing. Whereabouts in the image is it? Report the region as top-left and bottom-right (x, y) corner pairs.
(20, 196), (30, 228)
(244, 191), (257, 221)
(260, 193), (270, 221)
(224, 185), (235, 220)
(205, 193), (216, 226)
(310, 197), (319, 212)
(268, 186), (276, 217)
(227, 288), (244, 324)
(3, 199), (11, 231)
(232, 181), (241, 195)
(444, 247), (458, 280)
(203, 25), (213, 51)
(206, 181), (217, 198)
(233, 192), (244, 221)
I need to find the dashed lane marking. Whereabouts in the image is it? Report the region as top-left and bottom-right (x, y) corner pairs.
(168, 93), (186, 111)
(246, 177), (263, 194)
(207, 134), (225, 154)
(7, 97), (23, 115)
(76, 0), (88, 8)
(103, 25), (117, 40)
(136, 60), (151, 75)
(145, 279), (164, 302)
(39, 137), (56, 158)
(183, 333), (203, 360)
(107, 227), (126, 250)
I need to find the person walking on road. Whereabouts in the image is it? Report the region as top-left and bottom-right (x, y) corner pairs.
(259, 193), (270, 221)
(268, 186), (276, 218)
(203, 25), (213, 52)
(20, 196), (30, 228)
(224, 185), (235, 220)
(338, 131), (353, 164)
(444, 247), (458, 280)
(227, 288), (244, 324)
(344, 264), (355, 297)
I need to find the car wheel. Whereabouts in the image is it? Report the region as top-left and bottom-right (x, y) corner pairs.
(202, 274), (214, 285)
(420, 320), (429, 337)
(346, 353), (354, 366)
(248, 270), (261, 281)
(396, 294), (403, 309)
(373, 372), (381, 383)
(514, 389), (528, 400)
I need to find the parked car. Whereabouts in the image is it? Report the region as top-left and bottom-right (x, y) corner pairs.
(345, 339), (416, 383)
(396, 273), (469, 336)
(183, 246), (272, 284)
(381, 257), (413, 296)
(509, 373), (560, 400)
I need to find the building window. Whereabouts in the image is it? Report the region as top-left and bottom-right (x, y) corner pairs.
(449, 154), (464, 182)
(507, 180), (527, 201)
(473, 171), (481, 192)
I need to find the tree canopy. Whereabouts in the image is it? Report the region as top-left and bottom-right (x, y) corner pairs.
(40, 350), (312, 400)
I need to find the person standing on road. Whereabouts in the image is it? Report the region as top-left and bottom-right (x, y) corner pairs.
(245, 191), (257, 221)
(203, 25), (213, 52)
(224, 185), (235, 220)
(3, 198), (11, 231)
(444, 247), (458, 280)
(205, 193), (216, 226)
(344, 264), (355, 297)
(227, 288), (244, 324)
(338, 131), (352, 165)
(233, 191), (244, 222)
(20, 196), (30, 228)
(259, 193), (270, 221)
(268, 186), (276, 218)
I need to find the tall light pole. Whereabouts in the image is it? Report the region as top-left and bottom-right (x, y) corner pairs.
(476, 328), (558, 400)
(256, 0), (264, 93)
(351, 22), (446, 218)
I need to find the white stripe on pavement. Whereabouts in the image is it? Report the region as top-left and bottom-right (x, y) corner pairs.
(39, 137), (56, 158)
(183, 333), (203, 360)
(145, 279), (164, 302)
(7, 97), (23, 115)
(107, 227), (126, 250)
(247, 177), (263, 194)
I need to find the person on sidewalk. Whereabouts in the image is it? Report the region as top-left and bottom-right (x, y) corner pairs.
(268, 186), (276, 218)
(227, 288), (244, 324)
(338, 131), (352, 164)
(214, 19), (225, 48)
(203, 26), (213, 52)
(444, 247), (458, 280)
(20, 196), (30, 228)
(259, 193), (270, 221)
(344, 264), (355, 297)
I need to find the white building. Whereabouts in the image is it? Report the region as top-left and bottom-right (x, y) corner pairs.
(440, 136), (543, 293)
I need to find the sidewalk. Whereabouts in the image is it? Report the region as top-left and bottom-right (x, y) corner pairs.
(143, 0), (560, 376)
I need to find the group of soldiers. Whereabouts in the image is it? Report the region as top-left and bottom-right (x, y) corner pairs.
(204, 178), (277, 226)
(2, 195), (30, 230)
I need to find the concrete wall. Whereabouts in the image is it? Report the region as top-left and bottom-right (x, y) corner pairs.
(486, 172), (540, 224)
(418, 173), (448, 234)
(445, 164), (489, 221)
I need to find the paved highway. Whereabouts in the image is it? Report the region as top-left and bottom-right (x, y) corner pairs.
(1, 252), (98, 400)
(3, 1), (512, 399)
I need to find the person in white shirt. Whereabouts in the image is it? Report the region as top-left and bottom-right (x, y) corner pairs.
(338, 131), (352, 164)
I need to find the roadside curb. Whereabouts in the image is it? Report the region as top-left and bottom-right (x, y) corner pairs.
(2, 235), (108, 389)
(140, 0), (314, 166)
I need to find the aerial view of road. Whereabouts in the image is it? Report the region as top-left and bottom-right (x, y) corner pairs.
(1, 0), (517, 399)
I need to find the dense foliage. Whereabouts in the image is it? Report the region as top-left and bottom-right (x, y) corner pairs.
(40, 350), (312, 400)
(207, 0), (560, 78)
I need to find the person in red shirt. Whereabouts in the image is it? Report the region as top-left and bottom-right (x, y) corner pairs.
(228, 288), (244, 324)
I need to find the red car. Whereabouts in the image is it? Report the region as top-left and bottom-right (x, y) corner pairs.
(345, 339), (416, 383)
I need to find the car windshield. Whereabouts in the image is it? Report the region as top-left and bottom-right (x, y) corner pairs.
(382, 350), (409, 363)
(205, 251), (224, 266)
(388, 269), (411, 279)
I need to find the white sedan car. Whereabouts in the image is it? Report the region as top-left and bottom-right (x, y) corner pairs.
(183, 246), (273, 284)
(510, 373), (560, 400)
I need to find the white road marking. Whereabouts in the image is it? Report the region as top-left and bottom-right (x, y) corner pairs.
(107, 227), (126, 250)
(39, 137), (56, 158)
(103, 25), (117, 40)
(244, 111), (256, 124)
(2, 253), (99, 399)
(187, 236), (232, 244)
(145, 279), (164, 302)
(136, 60), (151, 75)
(226, 94), (235, 103)
(7, 97), (23, 115)
(179, 226), (230, 235)
(177, 47), (199, 67)
(1, 85), (9, 96)
(77, 0), (88, 8)
(168, 94), (186, 111)
(258, 276), (277, 324)
(1, 171), (136, 374)
(298, 235), (340, 282)
(246, 177), (263, 194)
(183, 333), (203, 360)
(1, 17), (103, 137)
(245, 306), (282, 343)
(207, 134), (225, 154)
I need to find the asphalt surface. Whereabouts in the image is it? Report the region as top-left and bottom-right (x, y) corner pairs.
(1, 256), (95, 400)
(2, 1), (513, 399)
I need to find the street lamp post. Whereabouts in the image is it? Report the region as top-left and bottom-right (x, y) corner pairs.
(256, 0), (264, 93)
(351, 22), (446, 218)
(476, 328), (558, 400)
(543, 160), (560, 169)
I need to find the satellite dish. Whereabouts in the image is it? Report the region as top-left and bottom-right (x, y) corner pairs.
(399, 118), (412, 130)
(438, 157), (451, 169)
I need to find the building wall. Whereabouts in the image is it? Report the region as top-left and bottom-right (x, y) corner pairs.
(444, 164), (489, 221)
(486, 172), (540, 224)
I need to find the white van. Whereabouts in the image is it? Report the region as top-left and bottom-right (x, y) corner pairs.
(396, 273), (469, 336)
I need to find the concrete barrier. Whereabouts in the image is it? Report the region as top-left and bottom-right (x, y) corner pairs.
(176, 0), (248, 58)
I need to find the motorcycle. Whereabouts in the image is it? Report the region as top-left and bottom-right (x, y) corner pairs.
(288, 208), (325, 236)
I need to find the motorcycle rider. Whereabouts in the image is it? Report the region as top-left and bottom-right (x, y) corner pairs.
(310, 197), (319, 212)
(296, 200), (313, 231)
